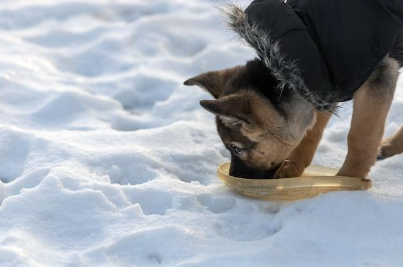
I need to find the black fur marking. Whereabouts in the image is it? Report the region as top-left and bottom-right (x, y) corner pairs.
(222, 58), (293, 116)
(216, 117), (257, 149)
(244, 59), (293, 113)
(369, 58), (398, 93)
(229, 155), (281, 179)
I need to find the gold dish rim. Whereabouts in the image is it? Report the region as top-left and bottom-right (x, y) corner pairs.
(217, 162), (372, 200)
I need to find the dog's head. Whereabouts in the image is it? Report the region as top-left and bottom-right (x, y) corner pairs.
(185, 59), (316, 178)
(183, 4), (321, 178)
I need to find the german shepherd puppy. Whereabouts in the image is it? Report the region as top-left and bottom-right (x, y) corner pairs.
(184, 3), (403, 179)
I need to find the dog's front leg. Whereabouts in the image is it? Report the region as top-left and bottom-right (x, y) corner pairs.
(337, 57), (398, 178)
(276, 111), (332, 178)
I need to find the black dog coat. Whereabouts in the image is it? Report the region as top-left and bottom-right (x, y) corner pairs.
(225, 0), (403, 111)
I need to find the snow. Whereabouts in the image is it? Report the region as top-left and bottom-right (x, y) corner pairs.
(0, 0), (403, 266)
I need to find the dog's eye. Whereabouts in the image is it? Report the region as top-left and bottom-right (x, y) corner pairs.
(230, 144), (242, 156)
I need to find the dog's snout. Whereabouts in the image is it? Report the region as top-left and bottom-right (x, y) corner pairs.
(229, 160), (282, 179)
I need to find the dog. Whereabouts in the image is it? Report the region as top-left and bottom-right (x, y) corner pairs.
(184, 0), (403, 179)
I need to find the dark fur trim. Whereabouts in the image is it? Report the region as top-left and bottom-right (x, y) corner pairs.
(222, 4), (335, 112)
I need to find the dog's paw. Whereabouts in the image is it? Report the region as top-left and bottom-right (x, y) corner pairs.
(378, 142), (400, 160)
(376, 154), (384, 161)
(336, 164), (368, 179)
(275, 162), (305, 179)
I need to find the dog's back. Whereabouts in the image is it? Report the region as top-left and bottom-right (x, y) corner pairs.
(286, 0), (403, 99)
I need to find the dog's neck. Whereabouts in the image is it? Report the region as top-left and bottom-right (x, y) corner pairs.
(244, 58), (317, 140)
(280, 89), (317, 142)
(244, 59), (294, 109)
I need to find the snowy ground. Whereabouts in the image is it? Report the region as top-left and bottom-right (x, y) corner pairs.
(1, 0), (403, 266)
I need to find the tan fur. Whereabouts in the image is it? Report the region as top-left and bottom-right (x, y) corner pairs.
(379, 126), (403, 158)
(184, 67), (241, 98)
(337, 57), (399, 178)
(213, 90), (297, 169)
(276, 110), (332, 178)
(235, 90), (315, 170)
(240, 91), (291, 144)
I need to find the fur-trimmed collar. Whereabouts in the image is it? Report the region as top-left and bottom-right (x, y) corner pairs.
(222, 4), (335, 112)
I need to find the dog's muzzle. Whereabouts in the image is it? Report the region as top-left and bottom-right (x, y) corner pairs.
(229, 157), (282, 179)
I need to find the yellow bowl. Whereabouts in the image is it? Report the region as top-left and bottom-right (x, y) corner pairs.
(217, 162), (372, 201)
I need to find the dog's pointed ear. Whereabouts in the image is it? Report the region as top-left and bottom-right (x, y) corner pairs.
(183, 67), (241, 99)
(200, 94), (252, 127)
